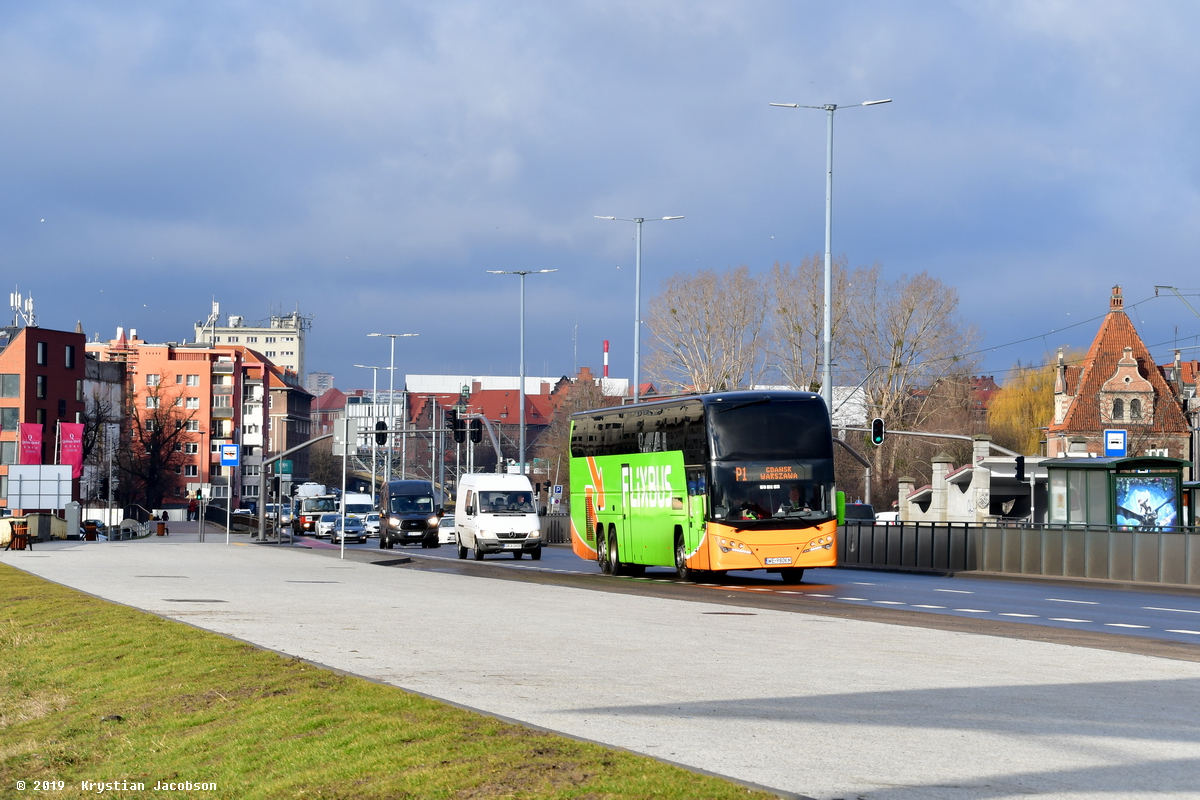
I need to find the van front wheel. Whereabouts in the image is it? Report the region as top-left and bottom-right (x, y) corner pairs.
(473, 543), (485, 561)
(457, 537), (467, 559)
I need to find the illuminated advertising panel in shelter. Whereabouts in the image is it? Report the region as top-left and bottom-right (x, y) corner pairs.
(1114, 474), (1178, 528)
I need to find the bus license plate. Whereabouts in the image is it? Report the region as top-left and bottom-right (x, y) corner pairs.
(503, 543), (521, 549)
(764, 557), (791, 565)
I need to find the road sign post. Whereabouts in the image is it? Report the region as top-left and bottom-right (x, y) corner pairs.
(1104, 429), (1127, 458)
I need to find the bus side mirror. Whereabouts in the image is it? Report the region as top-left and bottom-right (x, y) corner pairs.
(836, 491), (846, 526)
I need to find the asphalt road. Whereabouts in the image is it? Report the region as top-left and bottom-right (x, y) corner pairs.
(7, 529), (1200, 799)
(323, 535), (1200, 646)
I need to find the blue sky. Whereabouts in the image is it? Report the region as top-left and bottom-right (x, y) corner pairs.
(5, 2), (1200, 390)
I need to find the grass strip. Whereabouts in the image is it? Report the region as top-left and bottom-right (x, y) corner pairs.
(0, 563), (778, 799)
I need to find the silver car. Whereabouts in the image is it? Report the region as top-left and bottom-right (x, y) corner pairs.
(437, 514), (456, 545)
(331, 516), (368, 544)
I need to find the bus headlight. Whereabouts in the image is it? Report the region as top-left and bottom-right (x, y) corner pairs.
(717, 538), (752, 554)
(802, 534), (833, 553)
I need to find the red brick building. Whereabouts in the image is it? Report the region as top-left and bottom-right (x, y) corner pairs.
(0, 324), (88, 510)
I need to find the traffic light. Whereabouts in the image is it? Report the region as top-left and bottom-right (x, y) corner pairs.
(870, 417), (885, 446)
(1015, 455), (1025, 483)
(448, 409), (466, 444)
(470, 418), (483, 444)
(375, 420), (387, 445)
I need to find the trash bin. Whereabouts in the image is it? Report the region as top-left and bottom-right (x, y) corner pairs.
(84, 521), (97, 541)
(7, 521), (29, 550)
(156, 521), (166, 536)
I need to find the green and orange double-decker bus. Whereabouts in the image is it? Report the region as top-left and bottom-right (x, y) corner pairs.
(568, 390), (839, 582)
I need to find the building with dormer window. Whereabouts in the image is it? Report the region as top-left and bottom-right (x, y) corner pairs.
(1047, 286), (1191, 461)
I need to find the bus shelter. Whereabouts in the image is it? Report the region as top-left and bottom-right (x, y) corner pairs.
(1047, 456), (1190, 529)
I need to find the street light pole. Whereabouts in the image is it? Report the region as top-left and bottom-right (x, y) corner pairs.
(354, 364), (384, 499)
(595, 215), (683, 403)
(770, 98), (891, 410)
(368, 333), (418, 486)
(487, 269), (557, 474)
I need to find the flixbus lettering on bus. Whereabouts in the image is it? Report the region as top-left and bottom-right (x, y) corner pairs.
(568, 390), (840, 584)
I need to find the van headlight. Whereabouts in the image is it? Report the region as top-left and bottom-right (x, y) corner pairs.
(389, 517), (401, 526)
(527, 530), (541, 539)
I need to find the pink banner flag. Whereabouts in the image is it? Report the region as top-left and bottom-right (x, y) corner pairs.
(19, 423), (42, 464)
(59, 422), (85, 479)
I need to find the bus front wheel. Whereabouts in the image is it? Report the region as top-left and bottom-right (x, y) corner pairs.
(675, 533), (697, 582)
(779, 568), (806, 584)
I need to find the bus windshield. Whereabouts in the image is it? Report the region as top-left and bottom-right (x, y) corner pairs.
(708, 398), (834, 524)
(388, 495), (434, 515)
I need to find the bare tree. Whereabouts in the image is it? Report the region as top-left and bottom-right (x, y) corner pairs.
(117, 380), (198, 510)
(307, 437), (342, 488)
(645, 265), (769, 393)
(841, 267), (981, 497)
(768, 254), (852, 391)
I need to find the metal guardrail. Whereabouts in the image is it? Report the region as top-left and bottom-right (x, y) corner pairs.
(838, 521), (1200, 586)
(540, 514), (571, 545)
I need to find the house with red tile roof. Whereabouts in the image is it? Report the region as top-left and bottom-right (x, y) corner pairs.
(1047, 286), (1191, 461)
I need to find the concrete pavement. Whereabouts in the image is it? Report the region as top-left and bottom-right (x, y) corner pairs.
(4, 527), (1200, 799)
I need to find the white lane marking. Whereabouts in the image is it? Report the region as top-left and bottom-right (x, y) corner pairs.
(697, 584), (718, 587)
(1167, 629), (1200, 635)
(1144, 606), (1200, 614)
(1047, 598), (1098, 604)
(746, 587), (771, 592)
(1050, 618), (1092, 623)
(776, 590), (800, 594)
(838, 597), (868, 601)
(935, 589), (973, 594)
(874, 600), (906, 605)
(806, 593), (834, 597)
(851, 582), (876, 585)
(1000, 613), (1039, 618)
(1105, 623), (1149, 629)
(912, 604), (946, 609)
(954, 609), (990, 613)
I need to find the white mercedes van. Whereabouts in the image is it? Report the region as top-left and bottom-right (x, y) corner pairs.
(455, 473), (542, 560)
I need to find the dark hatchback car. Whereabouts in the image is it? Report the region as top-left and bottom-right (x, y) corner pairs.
(843, 503), (876, 523)
(378, 479), (442, 549)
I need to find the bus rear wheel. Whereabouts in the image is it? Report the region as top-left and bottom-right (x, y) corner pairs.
(779, 568), (806, 584)
(609, 530), (626, 576)
(598, 526), (612, 574)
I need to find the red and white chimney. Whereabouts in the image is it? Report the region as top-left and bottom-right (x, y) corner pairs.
(603, 340), (609, 378)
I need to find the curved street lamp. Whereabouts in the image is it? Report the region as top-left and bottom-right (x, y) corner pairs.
(368, 333), (418, 482)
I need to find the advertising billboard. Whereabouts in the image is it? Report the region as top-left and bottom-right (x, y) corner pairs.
(1114, 474), (1178, 528)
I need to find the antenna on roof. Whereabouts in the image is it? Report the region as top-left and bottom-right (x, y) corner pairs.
(9, 287), (36, 328)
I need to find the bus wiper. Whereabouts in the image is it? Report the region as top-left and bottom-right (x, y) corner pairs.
(715, 397), (771, 414)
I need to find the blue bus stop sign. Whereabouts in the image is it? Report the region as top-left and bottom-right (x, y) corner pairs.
(220, 443), (241, 467)
(1104, 429), (1127, 458)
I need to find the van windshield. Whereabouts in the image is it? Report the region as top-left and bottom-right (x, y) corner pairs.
(478, 491), (534, 513)
(344, 503), (373, 515)
(389, 495), (434, 515)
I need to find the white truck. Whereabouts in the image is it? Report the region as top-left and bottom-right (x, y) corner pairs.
(454, 473), (542, 561)
(293, 483), (336, 535)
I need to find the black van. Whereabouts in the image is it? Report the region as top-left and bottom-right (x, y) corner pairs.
(378, 480), (443, 549)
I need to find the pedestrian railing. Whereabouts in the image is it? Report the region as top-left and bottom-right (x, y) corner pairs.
(839, 521), (1200, 586)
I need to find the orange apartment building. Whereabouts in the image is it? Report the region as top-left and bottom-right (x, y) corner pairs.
(0, 324), (88, 511)
(88, 328), (312, 509)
